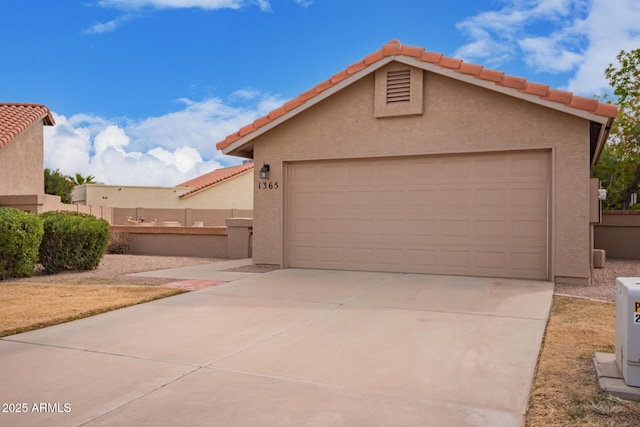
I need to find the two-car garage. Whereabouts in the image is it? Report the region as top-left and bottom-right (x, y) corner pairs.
(286, 150), (549, 280)
(217, 40), (617, 285)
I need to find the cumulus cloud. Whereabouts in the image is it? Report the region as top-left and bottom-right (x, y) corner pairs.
(43, 92), (282, 186)
(455, 0), (640, 95)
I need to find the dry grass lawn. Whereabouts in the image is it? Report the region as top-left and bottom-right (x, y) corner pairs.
(0, 283), (184, 337)
(526, 296), (640, 426)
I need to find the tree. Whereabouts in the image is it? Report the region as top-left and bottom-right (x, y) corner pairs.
(44, 168), (74, 204)
(67, 173), (97, 185)
(592, 49), (640, 209)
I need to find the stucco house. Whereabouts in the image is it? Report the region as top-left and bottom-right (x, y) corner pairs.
(73, 162), (254, 210)
(0, 103), (55, 196)
(217, 40), (617, 285)
(0, 103), (58, 212)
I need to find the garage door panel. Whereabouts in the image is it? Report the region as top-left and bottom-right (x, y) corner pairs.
(475, 157), (507, 178)
(287, 151), (549, 279)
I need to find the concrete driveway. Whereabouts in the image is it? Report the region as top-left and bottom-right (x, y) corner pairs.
(0, 267), (553, 426)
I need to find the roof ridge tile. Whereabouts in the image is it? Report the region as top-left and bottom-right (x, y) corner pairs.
(520, 82), (550, 97)
(215, 40), (618, 152)
(437, 56), (463, 69)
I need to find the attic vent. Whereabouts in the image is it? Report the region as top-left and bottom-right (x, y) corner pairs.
(386, 69), (411, 104)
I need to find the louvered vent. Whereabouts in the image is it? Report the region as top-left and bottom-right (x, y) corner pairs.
(386, 69), (411, 104)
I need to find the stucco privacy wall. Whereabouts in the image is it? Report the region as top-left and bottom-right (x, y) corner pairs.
(0, 122), (44, 196)
(252, 65), (592, 283)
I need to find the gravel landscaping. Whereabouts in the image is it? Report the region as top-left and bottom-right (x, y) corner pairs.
(556, 258), (640, 302)
(5, 254), (639, 302)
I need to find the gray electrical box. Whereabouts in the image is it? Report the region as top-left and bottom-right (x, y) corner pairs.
(616, 277), (640, 387)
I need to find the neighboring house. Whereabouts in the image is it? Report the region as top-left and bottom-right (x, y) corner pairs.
(0, 103), (54, 197)
(0, 103), (67, 214)
(73, 162), (254, 209)
(176, 162), (254, 209)
(217, 40), (618, 285)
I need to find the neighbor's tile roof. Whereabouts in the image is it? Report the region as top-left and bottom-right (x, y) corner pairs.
(177, 162), (254, 198)
(0, 103), (55, 150)
(217, 40), (618, 152)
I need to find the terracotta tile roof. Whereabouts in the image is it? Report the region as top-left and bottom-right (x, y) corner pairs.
(0, 103), (55, 150)
(216, 40), (618, 152)
(177, 162), (254, 198)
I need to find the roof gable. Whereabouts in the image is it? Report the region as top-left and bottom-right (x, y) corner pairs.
(217, 40), (617, 158)
(0, 103), (55, 150)
(177, 162), (254, 198)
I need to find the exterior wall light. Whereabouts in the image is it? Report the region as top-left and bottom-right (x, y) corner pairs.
(259, 163), (270, 180)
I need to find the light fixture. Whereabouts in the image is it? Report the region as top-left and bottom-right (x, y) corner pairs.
(259, 163), (270, 180)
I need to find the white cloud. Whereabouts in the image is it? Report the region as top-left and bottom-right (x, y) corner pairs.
(43, 93), (282, 186)
(98, 0), (245, 10)
(85, 15), (134, 34)
(566, 0), (640, 94)
(97, 0), (308, 11)
(454, 0), (640, 95)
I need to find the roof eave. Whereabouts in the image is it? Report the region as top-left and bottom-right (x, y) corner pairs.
(222, 57), (397, 157)
(396, 56), (613, 125)
(592, 116), (616, 167)
(222, 53), (614, 157)
(179, 168), (254, 198)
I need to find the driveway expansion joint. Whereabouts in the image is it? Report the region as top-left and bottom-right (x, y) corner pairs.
(0, 338), (202, 368)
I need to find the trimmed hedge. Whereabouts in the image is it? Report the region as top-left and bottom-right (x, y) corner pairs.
(0, 208), (44, 280)
(39, 211), (110, 274)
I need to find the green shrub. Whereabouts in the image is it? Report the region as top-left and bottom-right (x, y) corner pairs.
(0, 208), (44, 279)
(39, 211), (110, 274)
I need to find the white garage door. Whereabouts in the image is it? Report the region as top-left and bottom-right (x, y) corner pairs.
(285, 151), (550, 280)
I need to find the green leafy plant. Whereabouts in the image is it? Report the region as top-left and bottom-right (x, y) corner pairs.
(0, 208), (44, 279)
(39, 211), (110, 274)
(44, 168), (74, 204)
(593, 48), (640, 209)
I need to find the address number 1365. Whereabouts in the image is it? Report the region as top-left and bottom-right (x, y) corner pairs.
(258, 181), (279, 190)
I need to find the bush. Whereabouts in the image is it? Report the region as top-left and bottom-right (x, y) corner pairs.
(39, 211), (110, 274)
(0, 208), (44, 279)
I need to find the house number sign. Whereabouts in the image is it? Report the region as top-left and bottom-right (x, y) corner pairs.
(258, 181), (279, 190)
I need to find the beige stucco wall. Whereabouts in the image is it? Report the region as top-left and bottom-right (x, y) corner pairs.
(74, 170), (253, 209)
(181, 170), (253, 209)
(249, 63), (592, 283)
(0, 121), (45, 196)
(595, 212), (640, 260)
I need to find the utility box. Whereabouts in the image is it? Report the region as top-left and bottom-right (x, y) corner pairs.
(616, 277), (640, 387)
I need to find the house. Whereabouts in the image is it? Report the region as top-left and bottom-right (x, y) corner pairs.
(0, 103), (61, 213)
(0, 103), (55, 197)
(176, 161), (254, 209)
(73, 162), (254, 210)
(217, 40), (617, 285)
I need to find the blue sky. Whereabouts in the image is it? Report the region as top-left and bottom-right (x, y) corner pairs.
(2, 0), (639, 186)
